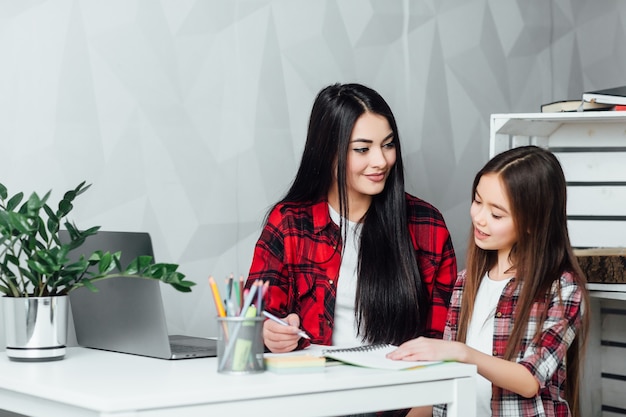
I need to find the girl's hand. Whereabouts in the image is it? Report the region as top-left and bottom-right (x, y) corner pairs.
(263, 313), (303, 353)
(386, 336), (468, 362)
(390, 336), (540, 398)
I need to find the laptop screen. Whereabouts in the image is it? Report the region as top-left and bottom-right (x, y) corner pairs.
(63, 230), (216, 359)
(63, 231), (174, 358)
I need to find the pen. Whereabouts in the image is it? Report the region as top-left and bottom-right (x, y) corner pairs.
(239, 282), (258, 317)
(226, 274), (234, 300)
(262, 310), (310, 340)
(255, 280), (267, 316)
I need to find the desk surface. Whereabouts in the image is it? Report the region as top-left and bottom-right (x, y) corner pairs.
(0, 348), (476, 417)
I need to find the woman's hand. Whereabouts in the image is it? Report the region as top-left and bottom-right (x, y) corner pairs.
(263, 313), (304, 353)
(386, 336), (468, 362)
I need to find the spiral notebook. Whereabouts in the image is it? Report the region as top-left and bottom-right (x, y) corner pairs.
(321, 344), (441, 370)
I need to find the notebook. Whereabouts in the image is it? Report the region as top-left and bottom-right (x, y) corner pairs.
(321, 344), (442, 370)
(264, 343), (442, 371)
(60, 230), (217, 360)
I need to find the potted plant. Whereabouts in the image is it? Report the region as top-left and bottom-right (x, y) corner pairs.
(0, 181), (195, 361)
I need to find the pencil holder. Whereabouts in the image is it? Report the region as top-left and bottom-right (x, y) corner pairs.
(216, 316), (265, 374)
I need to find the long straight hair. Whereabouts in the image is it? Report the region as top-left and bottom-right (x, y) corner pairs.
(458, 146), (589, 417)
(279, 83), (426, 345)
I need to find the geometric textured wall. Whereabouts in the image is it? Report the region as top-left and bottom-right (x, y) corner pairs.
(1, 0), (625, 343)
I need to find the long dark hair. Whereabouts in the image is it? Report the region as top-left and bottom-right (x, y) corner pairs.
(459, 145), (589, 417)
(280, 83), (426, 345)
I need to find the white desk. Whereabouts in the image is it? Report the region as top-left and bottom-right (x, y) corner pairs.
(0, 347), (476, 417)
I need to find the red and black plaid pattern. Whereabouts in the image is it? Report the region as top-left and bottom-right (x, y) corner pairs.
(247, 194), (457, 347)
(437, 271), (584, 416)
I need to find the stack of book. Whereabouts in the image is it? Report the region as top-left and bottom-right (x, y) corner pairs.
(582, 85), (626, 107)
(541, 85), (626, 113)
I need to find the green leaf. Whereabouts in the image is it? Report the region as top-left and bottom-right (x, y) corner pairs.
(43, 204), (56, 220)
(169, 283), (192, 293)
(124, 256), (145, 275)
(5, 253), (20, 267)
(80, 279), (100, 292)
(36, 250), (56, 266)
(57, 182), (90, 218)
(6, 192), (23, 211)
(3, 280), (20, 297)
(57, 200), (73, 218)
(62, 260), (89, 275)
(96, 252), (113, 274)
(22, 268), (40, 287)
(0, 283), (10, 295)
(0, 183), (7, 200)
(27, 259), (50, 275)
(25, 190), (48, 213)
(80, 225), (100, 237)
(8, 212), (33, 234)
(37, 220), (50, 245)
(73, 181), (90, 197)
(63, 190), (77, 202)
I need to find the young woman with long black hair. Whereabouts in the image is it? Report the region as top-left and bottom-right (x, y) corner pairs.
(246, 83), (457, 355)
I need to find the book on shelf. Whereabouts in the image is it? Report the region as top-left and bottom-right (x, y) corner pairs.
(264, 343), (442, 373)
(540, 99), (614, 113)
(582, 85), (626, 106)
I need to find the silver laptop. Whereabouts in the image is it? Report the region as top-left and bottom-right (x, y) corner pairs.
(61, 230), (217, 360)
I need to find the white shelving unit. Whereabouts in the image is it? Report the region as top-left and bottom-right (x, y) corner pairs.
(491, 112), (626, 417)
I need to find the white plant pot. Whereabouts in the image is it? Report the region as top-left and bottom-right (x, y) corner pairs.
(2, 295), (68, 361)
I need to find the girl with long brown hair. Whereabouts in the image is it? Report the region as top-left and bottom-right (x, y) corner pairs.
(389, 145), (589, 417)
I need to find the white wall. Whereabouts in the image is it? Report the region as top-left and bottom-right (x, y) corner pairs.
(1, 0), (625, 343)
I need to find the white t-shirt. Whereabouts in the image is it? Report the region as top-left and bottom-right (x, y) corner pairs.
(465, 273), (512, 417)
(328, 204), (363, 347)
